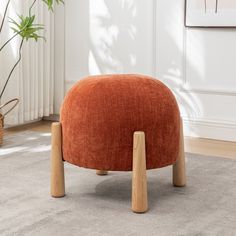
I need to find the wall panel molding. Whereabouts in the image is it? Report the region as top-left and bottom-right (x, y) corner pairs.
(180, 88), (236, 96)
(181, 29), (236, 96)
(183, 118), (236, 142)
(155, 0), (236, 141)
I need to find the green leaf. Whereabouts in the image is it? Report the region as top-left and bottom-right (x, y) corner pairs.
(42, 0), (64, 11)
(8, 0), (64, 42)
(9, 14), (45, 42)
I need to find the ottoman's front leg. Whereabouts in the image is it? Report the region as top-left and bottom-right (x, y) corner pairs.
(51, 122), (65, 198)
(132, 131), (148, 213)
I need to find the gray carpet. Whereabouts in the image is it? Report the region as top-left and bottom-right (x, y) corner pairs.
(1, 131), (236, 236)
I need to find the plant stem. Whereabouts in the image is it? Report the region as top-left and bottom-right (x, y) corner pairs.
(0, 32), (20, 52)
(29, 0), (37, 16)
(1, 0), (41, 53)
(204, 0), (207, 13)
(0, 39), (24, 100)
(0, 0), (11, 33)
(0, 0), (38, 99)
(215, 0), (218, 13)
(0, 0), (38, 52)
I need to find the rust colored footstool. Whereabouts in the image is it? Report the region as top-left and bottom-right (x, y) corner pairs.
(50, 74), (186, 213)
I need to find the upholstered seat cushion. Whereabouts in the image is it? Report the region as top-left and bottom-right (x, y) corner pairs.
(60, 74), (180, 171)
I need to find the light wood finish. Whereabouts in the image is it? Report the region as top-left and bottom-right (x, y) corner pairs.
(51, 122), (65, 198)
(96, 170), (108, 175)
(185, 137), (236, 159)
(5, 120), (52, 135)
(132, 131), (148, 213)
(173, 119), (186, 187)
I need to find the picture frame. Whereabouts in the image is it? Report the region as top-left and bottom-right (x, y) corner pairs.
(185, 0), (236, 28)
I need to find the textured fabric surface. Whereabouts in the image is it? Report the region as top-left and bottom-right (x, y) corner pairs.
(61, 74), (180, 171)
(1, 131), (236, 236)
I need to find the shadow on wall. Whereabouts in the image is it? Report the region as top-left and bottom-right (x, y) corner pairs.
(89, 0), (138, 74)
(162, 65), (201, 120)
(156, 4), (202, 121)
(89, 0), (202, 121)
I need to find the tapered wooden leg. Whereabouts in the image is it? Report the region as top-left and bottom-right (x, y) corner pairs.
(51, 122), (65, 198)
(173, 118), (186, 187)
(96, 170), (108, 175)
(132, 131), (148, 213)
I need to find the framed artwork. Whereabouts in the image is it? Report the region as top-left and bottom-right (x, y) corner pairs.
(185, 0), (236, 27)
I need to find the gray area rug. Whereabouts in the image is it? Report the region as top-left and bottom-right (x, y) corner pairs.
(1, 131), (236, 236)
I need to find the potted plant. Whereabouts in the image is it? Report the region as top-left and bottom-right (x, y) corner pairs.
(0, 0), (64, 145)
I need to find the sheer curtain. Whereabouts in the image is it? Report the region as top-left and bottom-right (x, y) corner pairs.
(0, 0), (54, 125)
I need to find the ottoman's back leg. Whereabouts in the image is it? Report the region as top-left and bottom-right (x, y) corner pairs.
(51, 122), (65, 198)
(96, 170), (108, 175)
(132, 131), (148, 213)
(173, 118), (186, 187)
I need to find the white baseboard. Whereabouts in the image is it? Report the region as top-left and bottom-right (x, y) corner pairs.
(183, 118), (236, 142)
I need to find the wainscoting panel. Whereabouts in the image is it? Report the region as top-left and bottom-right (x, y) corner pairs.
(155, 0), (236, 141)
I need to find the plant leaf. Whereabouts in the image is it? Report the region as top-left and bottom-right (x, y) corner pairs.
(9, 15), (45, 42)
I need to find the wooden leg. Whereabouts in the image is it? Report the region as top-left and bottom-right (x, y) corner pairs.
(51, 122), (65, 198)
(132, 131), (148, 213)
(96, 170), (108, 175)
(173, 118), (186, 187)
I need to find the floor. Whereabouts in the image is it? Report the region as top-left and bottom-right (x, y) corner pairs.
(5, 120), (236, 159)
(1, 129), (236, 235)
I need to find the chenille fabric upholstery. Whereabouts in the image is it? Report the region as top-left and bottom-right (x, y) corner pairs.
(60, 74), (180, 171)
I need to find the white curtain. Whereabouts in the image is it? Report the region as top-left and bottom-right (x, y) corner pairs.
(0, 0), (54, 125)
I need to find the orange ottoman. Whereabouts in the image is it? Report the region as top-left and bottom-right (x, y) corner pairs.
(50, 74), (186, 213)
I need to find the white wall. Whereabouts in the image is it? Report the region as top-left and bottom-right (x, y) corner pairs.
(64, 0), (156, 92)
(54, 0), (236, 141)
